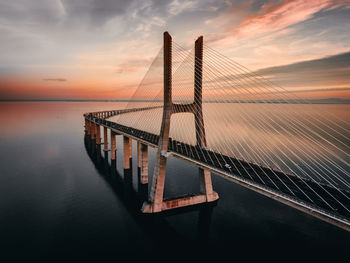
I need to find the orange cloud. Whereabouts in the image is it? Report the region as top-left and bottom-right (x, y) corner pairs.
(213, 0), (350, 45)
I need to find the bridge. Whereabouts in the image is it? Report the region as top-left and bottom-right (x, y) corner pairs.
(84, 32), (350, 231)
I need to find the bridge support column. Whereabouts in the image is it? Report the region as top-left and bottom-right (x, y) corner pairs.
(86, 120), (91, 135)
(123, 136), (132, 169)
(103, 127), (108, 151)
(137, 141), (141, 169)
(140, 143), (148, 184)
(199, 168), (218, 201)
(142, 32), (218, 213)
(96, 124), (101, 144)
(91, 122), (96, 140)
(144, 32), (172, 213)
(90, 122), (94, 139)
(111, 131), (116, 160)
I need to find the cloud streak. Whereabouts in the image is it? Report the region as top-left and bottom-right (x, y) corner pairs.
(210, 0), (350, 44)
(255, 51), (350, 88)
(43, 78), (67, 82)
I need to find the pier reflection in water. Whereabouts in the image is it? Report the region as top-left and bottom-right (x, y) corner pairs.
(84, 134), (215, 245)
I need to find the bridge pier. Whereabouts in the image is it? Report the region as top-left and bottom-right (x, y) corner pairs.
(137, 142), (149, 184)
(123, 136), (133, 192)
(84, 119), (88, 133)
(123, 136), (132, 170)
(91, 122), (96, 140)
(140, 143), (148, 184)
(86, 120), (91, 136)
(111, 131), (116, 160)
(103, 127), (108, 152)
(137, 141), (141, 169)
(199, 168), (218, 202)
(96, 124), (101, 145)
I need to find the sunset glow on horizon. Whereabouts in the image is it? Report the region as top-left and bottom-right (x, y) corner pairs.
(0, 0), (350, 100)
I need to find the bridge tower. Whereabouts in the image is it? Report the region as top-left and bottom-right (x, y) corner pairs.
(142, 32), (219, 213)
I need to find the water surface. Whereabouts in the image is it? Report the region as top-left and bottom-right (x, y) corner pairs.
(0, 102), (349, 262)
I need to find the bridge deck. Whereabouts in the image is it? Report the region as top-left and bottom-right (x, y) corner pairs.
(85, 112), (350, 228)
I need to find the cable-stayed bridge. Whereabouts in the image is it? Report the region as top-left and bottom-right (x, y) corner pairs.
(84, 32), (350, 231)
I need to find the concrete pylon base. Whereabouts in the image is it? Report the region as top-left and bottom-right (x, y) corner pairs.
(141, 192), (219, 213)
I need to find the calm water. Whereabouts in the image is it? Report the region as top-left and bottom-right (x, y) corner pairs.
(0, 102), (349, 262)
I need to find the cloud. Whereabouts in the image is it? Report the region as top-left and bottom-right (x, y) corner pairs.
(270, 87), (350, 94)
(211, 0), (350, 44)
(204, 51), (350, 100)
(42, 78), (67, 82)
(255, 51), (350, 88)
(116, 58), (153, 74)
(169, 0), (197, 15)
(0, 0), (66, 25)
(60, 0), (134, 26)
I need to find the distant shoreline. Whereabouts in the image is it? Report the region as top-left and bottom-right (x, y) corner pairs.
(0, 98), (349, 104)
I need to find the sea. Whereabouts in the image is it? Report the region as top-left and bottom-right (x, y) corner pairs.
(0, 101), (349, 262)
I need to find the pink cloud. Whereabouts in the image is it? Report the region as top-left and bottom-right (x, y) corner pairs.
(214, 0), (350, 45)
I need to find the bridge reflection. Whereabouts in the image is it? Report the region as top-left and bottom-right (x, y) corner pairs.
(84, 134), (216, 245)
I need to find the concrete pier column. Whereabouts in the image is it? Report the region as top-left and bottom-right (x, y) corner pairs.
(103, 127), (108, 151)
(141, 143), (148, 184)
(111, 131), (116, 160)
(137, 141), (141, 169)
(199, 168), (218, 202)
(123, 136), (132, 169)
(91, 122), (96, 139)
(86, 120), (91, 135)
(96, 124), (101, 144)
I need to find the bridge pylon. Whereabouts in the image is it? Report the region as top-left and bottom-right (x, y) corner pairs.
(142, 32), (219, 213)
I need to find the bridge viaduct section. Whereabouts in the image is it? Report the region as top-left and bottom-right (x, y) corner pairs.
(84, 107), (153, 187)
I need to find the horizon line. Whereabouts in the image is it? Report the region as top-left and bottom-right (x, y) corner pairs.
(0, 98), (349, 104)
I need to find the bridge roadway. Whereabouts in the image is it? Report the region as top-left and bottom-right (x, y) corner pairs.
(85, 110), (350, 230)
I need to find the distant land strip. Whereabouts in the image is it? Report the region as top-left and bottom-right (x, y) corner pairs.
(0, 98), (349, 104)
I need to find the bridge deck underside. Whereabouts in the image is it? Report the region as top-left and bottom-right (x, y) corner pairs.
(88, 116), (350, 223)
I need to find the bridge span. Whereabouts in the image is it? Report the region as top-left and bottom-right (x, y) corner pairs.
(83, 32), (350, 231)
(84, 107), (350, 231)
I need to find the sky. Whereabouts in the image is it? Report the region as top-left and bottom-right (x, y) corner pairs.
(0, 0), (349, 100)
